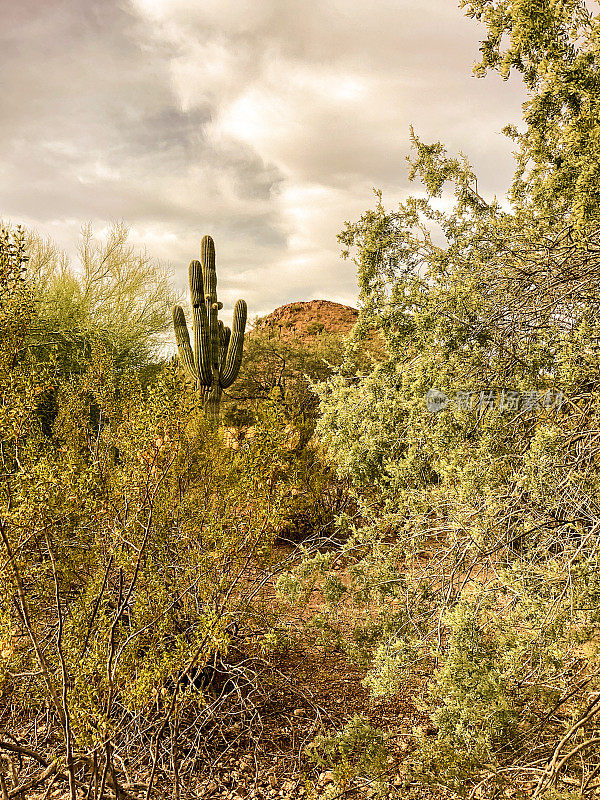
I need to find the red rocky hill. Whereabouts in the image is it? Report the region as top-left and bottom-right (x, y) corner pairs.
(253, 300), (358, 341)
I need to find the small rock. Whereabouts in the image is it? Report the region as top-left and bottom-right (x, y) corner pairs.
(282, 780), (295, 792)
(293, 708), (305, 717)
(318, 771), (334, 786)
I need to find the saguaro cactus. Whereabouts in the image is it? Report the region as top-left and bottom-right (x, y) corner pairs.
(172, 235), (247, 421)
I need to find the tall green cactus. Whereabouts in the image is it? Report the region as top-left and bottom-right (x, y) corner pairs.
(172, 235), (247, 421)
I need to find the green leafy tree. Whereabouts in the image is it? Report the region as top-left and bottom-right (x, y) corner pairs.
(15, 222), (178, 441)
(226, 325), (345, 434)
(28, 222), (177, 377)
(224, 327), (360, 542)
(287, 1), (600, 796)
(461, 0), (600, 229)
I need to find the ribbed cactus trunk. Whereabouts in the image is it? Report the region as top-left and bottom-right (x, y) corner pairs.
(172, 235), (247, 424)
(202, 384), (222, 422)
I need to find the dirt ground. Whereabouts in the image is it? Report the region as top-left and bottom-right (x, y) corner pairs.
(18, 641), (435, 800)
(8, 544), (439, 800)
(157, 541), (439, 800)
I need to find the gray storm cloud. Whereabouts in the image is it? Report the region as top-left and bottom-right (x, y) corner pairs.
(0, 0), (525, 320)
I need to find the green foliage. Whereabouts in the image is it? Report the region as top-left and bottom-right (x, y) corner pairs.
(304, 2), (600, 796)
(228, 325), (345, 428)
(0, 229), (298, 795)
(0, 347), (288, 791)
(28, 222), (177, 374)
(0, 224), (31, 369)
(223, 327), (354, 542)
(462, 0), (600, 230)
(0, 224), (48, 476)
(308, 715), (389, 795)
(306, 321), (325, 336)
(243, 390), (340, 542)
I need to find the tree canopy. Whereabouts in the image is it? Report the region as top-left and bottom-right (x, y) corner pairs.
(289, 1), (600, 795)
(27, 222), (177, 376)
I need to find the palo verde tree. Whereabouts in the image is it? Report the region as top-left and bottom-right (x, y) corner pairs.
(172, 235), (247, 422)
(12, 222), (179, 442)
(280, 1), (600, 797)
(28, 222), (177, 377)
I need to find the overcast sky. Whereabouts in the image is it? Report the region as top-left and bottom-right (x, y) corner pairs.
(1, 0), (525, 321)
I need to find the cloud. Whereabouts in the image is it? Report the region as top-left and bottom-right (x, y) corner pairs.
(0, 0), (525, 323)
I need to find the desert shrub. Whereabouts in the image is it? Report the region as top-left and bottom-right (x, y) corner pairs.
(0, 347), (280, 780)
(224, 329), (354, 543)
(228, 327), (345, 423)
(306, 321), (325, 336)
(308, 715), (389, 796)
(0, 232), (292, 797)
(294, 2), (600, 796)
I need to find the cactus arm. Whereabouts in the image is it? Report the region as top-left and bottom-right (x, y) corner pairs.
(172, 305), (197, 382)
(220, 299), (247, 388)
(189, 259), (212, 386)
(219, 323), (231, 372)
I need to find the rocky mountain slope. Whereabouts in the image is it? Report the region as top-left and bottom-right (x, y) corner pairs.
(253, 300), (358, 340)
